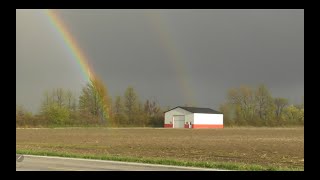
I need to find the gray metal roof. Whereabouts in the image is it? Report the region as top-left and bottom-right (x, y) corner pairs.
(164, 106), (222, 114)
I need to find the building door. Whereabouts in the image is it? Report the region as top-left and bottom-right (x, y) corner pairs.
(173, 115), (185, 128)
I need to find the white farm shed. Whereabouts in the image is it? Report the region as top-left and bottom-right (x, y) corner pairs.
(164, 106), (223, 129)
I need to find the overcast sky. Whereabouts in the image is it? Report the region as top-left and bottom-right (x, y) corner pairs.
(16, 9), (304, 113)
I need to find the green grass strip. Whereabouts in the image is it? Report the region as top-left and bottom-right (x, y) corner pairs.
(16, 149), (303, 171)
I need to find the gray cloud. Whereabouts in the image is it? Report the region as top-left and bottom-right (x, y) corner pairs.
(16, 9), (304, 112)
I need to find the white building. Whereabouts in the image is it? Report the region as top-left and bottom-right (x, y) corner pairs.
(164, 106), (223, 129)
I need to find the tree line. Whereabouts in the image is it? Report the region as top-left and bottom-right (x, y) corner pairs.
(16, 78), (164, 127)
(16, 81), (303, 127)
(219, 85), (304, 127)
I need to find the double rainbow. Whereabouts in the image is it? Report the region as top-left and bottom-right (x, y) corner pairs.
(45, 9), (196, 110)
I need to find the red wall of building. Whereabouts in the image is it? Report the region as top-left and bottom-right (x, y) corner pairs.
(164, 124), (173, 128)
(164, 124), (223, 128)
(192, 124), (223, 128)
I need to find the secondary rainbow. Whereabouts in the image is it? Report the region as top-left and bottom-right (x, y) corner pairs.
(147, 13), (197, 106)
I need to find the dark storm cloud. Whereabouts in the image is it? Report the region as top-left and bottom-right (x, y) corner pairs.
(16, 9), (304, 112)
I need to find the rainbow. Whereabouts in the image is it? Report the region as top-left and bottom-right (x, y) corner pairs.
(45, 9), (197, 109)
(45, 9), (95, 83)
(147, 13), (197, 106)
(45, 9), (110, 121)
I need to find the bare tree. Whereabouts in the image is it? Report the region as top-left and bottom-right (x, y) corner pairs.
(124, 86), (138, 125)
(274, 98), (288, 118)
(228, 86), (256, 125)
(255, 85), (274, 121)
(113, 96), (124, 126)
(56, 88), (64, 108)
(66, 90), (73, 110)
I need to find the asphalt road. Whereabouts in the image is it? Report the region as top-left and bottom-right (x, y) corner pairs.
(16, 155), (223, 171)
